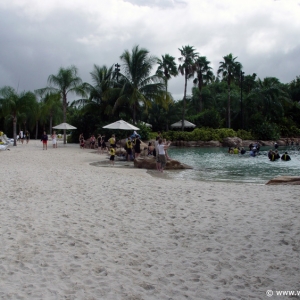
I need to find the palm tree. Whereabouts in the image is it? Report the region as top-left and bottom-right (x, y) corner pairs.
(42, 92), (63, 134)
(73, 64), (116, 120)
(178, 45), (199, 130)
(156, 54), (178, 93)
(247, 77), (289, 122)
(193, 56), (214, 113)
(115, 45), (165, 124)
(217, 53), (242, 128)
(0, 86), (36, 146)
(37, 65), (86, 144)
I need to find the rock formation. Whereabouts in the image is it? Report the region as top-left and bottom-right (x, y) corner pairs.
(134, 157), (192, 170)
(266, 176), (300, 185)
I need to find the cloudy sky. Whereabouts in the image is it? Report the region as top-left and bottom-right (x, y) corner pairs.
(1, 0), (300, 101)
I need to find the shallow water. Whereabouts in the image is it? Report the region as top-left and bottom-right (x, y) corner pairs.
(167, 146), (300, 184)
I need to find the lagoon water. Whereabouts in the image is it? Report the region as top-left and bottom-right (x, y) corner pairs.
(167, 146), (300, 184)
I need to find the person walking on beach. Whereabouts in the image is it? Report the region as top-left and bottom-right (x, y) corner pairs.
(41, 131), (48, 150)
(79, 133), (85, 149)
(109, 146), (115, 166)
(51, 131), (58, 148)
(19, 130), (24, 144)
(25, 131), (30, 144)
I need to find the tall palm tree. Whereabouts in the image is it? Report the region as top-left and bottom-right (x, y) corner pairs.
(156, 54), (178, 93)
(217, 53), (242, 128)
(42, 92), (63, 134)
(178, 45), (199, 130)
(37, 65), (86, 144)
(73, 64), (116, 120)
(115, 45), (165, 124)
(193, 56), (214, 113)
(0, 86), (36, 146)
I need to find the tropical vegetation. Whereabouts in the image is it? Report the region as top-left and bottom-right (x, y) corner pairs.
(1, 45), (300, 145)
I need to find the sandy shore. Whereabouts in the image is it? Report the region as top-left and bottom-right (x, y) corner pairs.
(0, 141), (299, 299)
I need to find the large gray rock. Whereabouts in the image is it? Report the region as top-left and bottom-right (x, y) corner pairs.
(266, 176), (300, 185)
(222, 137), (242, 147)
(134, 156), (192, 170)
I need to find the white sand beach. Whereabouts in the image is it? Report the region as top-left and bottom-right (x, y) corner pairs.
(0, 141), (299, 299)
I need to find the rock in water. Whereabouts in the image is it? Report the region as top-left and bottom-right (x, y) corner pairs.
(134, 157), (192, 170)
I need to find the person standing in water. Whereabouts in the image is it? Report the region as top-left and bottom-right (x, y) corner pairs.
(281, 152), (291, 161)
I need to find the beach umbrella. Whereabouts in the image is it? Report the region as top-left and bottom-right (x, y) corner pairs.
(52, 123), (77, 130)
(103, 120), (140, 131)
(170, 120), (196, 128)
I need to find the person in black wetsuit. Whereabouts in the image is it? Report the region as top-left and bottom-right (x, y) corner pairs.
(281, 152), (291, 161)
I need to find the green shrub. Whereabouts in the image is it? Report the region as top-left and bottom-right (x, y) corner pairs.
(236, 129), (254, 140)
(251, 122), (280, 140)
(149, 132), (158, 140)
(136, 122), (151, 140)
(215, 128), (236, 139)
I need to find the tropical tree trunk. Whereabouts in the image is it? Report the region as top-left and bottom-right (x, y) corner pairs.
(132, 104), (136, 125)
(182, 73), (188, 131)
(49, 112), (53, 135)
(227, 84), (231, 128)
(198, 86), (203, 113)
(63, 93), (67, 144)
(35, 120), (38, 139)
(13, 116), (17, 146)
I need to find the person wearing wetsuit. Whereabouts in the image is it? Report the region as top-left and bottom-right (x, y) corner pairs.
(281, 152), (291, 161)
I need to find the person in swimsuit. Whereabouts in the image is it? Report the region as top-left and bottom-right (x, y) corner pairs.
(52, 131), (57, 148)
(109, 146), (115, 165)
(79, 133), (85, 149)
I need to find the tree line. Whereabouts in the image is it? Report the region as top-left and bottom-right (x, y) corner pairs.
(1, 44), (300, 145)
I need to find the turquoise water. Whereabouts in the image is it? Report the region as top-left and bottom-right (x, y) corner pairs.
(167, 146), (300, 184)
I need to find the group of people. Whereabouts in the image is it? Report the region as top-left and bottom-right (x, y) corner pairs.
(284, 138), (299, 146)
(18, 130), (30, 144)
(79, 133), (108, 153)
(124, 132), (142, 161)
(227, 142), (292, 161)
(147, 132), (172, 172)
(228, 142), (261, 157)
(268, 150), (291, 161)
(40, 131), (58, 150)
(79, 130), (172, 171)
